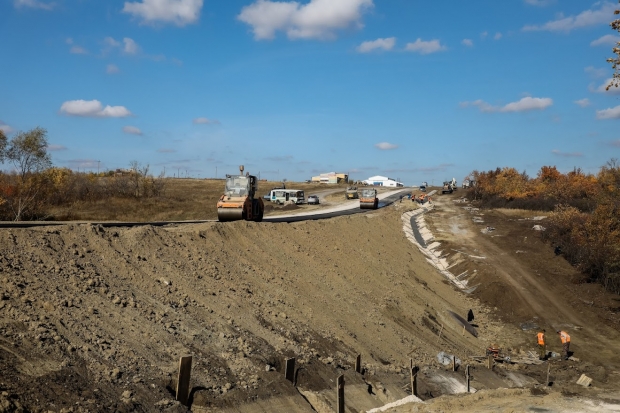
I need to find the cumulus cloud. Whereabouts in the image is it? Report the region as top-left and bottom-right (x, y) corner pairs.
(374, 142), (398, 150)
(237, 0), (373, 40)
(596, 105), (620, 119)
(47, 144), (67, 151)
(122, 126), (143, 135)
(494, 32), (502, 40)
(591, 78), (620, 94)
(524, 0), (554, 6)
(591, 34), (620, 46)
(14, 0), (54, 10)
(60, 100), (133, 118)
(106, 64), (120, 74)
(460, 96), (553, 113)
(70, 45), (88, 54)
(123, 37), (139, 54)
(123, 0), (203, 26)
(193, 117), (220, 125)
(585, 66), (607, 78)
(404, 38), (446, 54)
(551, 149), (583, 157)
(522, 2), (617, 32)
(462, 39), (473, 47)
(0, 121), (14, 135)
(574, 98), (591, 107)
(356, 37), (396, 53)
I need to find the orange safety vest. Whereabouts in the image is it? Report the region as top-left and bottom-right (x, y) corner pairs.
(537, 332), (545, 345)
(559, 331), (570, 344)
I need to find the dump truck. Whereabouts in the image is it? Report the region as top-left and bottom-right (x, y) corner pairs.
(359, 188), (379, 209)
(217, 165), (264, 222)
(345, 186), (359, 199)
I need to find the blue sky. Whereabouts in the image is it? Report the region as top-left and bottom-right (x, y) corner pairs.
(1, 0), (620, 185)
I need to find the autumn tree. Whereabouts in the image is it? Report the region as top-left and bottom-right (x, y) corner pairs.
(0, 127), (52, 220)
(607, 2), (620, 90)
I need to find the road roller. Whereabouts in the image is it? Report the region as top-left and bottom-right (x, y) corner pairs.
(217, 165), (264, 222)
(359, 188), (379, 209)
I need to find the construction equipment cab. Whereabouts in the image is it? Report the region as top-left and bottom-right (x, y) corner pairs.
(442, 181), (453, 194)
(359, 188), (378, 209)
(346, 186), (359, 199)
(217, 165), (264, 222)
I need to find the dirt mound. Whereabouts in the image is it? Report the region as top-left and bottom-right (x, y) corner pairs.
(1, 199), (619, 412)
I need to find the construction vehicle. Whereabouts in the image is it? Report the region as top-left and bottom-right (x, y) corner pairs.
(442, 181), (453, 194)
(217, 165), (264, 222)
(359, 188), (379, 209)
(345, 186), (359, 199)
(419, 181), (428, 192)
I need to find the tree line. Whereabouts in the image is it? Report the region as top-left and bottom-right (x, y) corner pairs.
(467, 162), (620, 294)
(0, 127), (166, 221)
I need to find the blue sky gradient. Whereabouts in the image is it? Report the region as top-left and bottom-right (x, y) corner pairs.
(1, 0), (620, 184)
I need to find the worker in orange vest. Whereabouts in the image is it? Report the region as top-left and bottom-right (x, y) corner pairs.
(557, 330), (571, 360)
(537, 329), (546, 360)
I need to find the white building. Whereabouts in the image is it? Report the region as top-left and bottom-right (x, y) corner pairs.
(363, 175), (404, 187)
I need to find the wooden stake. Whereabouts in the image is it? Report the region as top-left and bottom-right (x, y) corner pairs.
(337, 374), (345, 413)
(452, 355), (457, 372)
(355, 354), (361, 374)
(487, 355), (493, 370)
(176, 355), (192, 406)
(285, 357), (295, 384)
(546, 363), (551, 386)
(462, 325), (466, 336)
(410, 359), (418, 397)
(466, 364), (470, 393)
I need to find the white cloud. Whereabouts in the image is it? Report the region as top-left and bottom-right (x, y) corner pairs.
(123, 37), (139, 54)
(574, 98), (591, 107)
(460, 96), (553, 113)
(462, 39), (473, 47)
(585, 66), (607, 78)
(551, 149), (583, 157)
(596, 105), (620, 119)
(524, 0), (554, 6)
(60, 100), (133, 118)
(157, 148), (176, 153)
(494, 32), (502, 40)
(356, 37), (395, 53)
(237, 0), (373, 40)
(103, 37), (121, 48)
(106, 64), (120, 74)
(14, 0), (54, 10)
(591, 78), (620, 94)
(522, 2), (617, 32)
(123, 126), (143, 135)
(480, 31), (488, 39)
(47, 144), (67, 151)
(404, 38), (446, 54)
(193, 117), (220, 125)
(70, 45), (88, 54)
(123, 0), (203, 26)
(374, 142), (398, 150)
(591, 34), (620, 46)
(0, 121), (14, 135)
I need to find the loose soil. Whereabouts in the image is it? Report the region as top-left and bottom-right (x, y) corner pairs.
(1, 190), (619, 412)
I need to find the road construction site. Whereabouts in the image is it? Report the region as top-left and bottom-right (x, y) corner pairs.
(1, 188), (620, 412)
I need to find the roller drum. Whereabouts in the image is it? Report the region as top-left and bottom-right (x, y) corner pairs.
(217, 208), (244, 222)
(360, 202), (376, 210)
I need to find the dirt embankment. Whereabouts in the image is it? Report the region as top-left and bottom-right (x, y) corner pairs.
(1, 197), (619, 412)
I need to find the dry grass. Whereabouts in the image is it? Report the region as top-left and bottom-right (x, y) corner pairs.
(47, 178), (348, 221)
